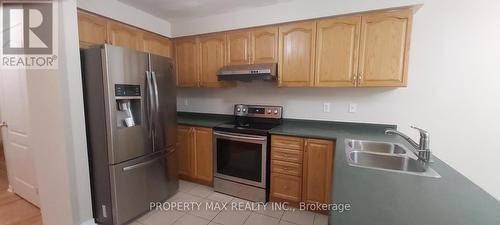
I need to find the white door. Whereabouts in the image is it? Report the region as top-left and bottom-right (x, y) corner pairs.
(0, 69), (39, 206)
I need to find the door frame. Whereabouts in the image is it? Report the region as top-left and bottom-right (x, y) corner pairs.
(0, 66), (14, 193)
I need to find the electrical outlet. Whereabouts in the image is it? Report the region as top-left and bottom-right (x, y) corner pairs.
(349, 103), (357, 113)
(323, 103), (331, 113)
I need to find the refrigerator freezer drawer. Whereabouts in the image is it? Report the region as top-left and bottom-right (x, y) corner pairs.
(109, 151), (178, 225)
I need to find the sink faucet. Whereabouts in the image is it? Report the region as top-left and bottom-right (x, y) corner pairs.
(385, 126), (431, 162)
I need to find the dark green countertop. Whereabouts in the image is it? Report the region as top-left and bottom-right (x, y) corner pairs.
(177, 112), (500, 225)
(270, 120), (500, 225)
(177, 112), (232, 128)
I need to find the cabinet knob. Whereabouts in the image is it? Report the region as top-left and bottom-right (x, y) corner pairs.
(0, 121), (7, 128)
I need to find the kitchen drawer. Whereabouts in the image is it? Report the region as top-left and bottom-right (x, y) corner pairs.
(272, 135), (304, 150)
(271, 160), (302, 176)
(271, 147), (303, 163)
(270, 173), (302, 202)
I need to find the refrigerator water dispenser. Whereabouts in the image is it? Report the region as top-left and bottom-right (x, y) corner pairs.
(115, 84), (141, 128)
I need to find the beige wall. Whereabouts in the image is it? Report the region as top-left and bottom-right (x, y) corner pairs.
(177, 0), (500, 200)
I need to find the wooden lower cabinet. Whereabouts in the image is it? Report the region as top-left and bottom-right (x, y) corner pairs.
(176, 125), (213, 185)
(270, 173), (302, 202)
(302, 139), (335, 205)
(177, 126), (193, 177)
(270, 135), (335, 211)
(193, 128), (213, 184)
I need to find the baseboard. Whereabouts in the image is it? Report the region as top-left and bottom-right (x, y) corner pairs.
(179, 174), (213, 187)
(81, 218), (97, 225)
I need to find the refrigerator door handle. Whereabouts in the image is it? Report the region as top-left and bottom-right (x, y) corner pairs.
(151, 71), (160, 152)
(151, 71), (160, 113)
(145, 71), (155, 151)
(122, 154), (164, 171)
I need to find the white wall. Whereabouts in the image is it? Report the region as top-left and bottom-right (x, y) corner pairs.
(171, 0), (423, 37)
(77, 0), (172, 37)
(177, 0), (500, 200)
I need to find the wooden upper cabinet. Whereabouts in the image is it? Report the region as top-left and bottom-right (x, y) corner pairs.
(358, 9), (412, 87)
(302, 139), (334, 205)
(175, 37), (199, 87)
(77, 11), (107, 48)
(315, 16), (361, 87)
(199, 34), (234, 87)
(226, 30), (251, 65)
(107, 21), (142, 51)
(278, 21), (317, 87)
(142, 32), (173, 58)
(251, 26), (278, 64)
(193, 128), (213, 184)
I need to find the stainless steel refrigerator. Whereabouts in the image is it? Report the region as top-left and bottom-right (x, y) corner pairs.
(81, 45), (178, 225)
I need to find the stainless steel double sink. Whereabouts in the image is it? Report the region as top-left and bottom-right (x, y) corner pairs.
(345, 139), (440, 178)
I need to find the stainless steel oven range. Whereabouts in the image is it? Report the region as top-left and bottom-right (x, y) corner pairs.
(213, 104), (282, 202)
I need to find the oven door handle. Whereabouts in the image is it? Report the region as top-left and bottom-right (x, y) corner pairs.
(214, 132), (267, 141)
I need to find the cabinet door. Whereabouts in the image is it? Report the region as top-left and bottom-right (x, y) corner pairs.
(315, 16), (361, 87)
(142, 32), (173, 58)
(199, 34), (234, 87)
(176, 126), (193, 177)
(358, 9), (412, 87)
(278, 21), (316, 87)
(175, 37), (199, 87)
(302, 139), (334, 205)
(227, 30), (251, 65)
(251, 26), (278, 64)
(77, 11), (107, 48)
(107, 21), (142, 51)
(193, 127), (213, 184)
(271, 173), (302, 203)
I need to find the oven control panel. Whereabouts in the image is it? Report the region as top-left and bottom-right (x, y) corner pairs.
(234, 104), (282, 118)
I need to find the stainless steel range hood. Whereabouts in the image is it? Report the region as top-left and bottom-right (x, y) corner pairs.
(217, 63), (277, 81)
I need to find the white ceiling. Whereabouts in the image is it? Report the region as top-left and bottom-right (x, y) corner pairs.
(118, 0), (292, 21)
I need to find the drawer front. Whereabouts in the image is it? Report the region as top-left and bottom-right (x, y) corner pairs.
(270, 173), (302, 202)
(271, 147), (303, 163)
(272, 135), (304, 150)
(271, 160), (302, 176)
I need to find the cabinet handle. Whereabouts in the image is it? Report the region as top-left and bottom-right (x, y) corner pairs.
(352, 74), (357, 85)
(358, 74), (363, 86)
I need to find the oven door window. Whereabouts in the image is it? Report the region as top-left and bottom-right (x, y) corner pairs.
(216, 138), (262, 182)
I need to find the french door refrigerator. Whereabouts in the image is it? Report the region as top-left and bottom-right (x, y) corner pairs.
(81, 45), (178, 225)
